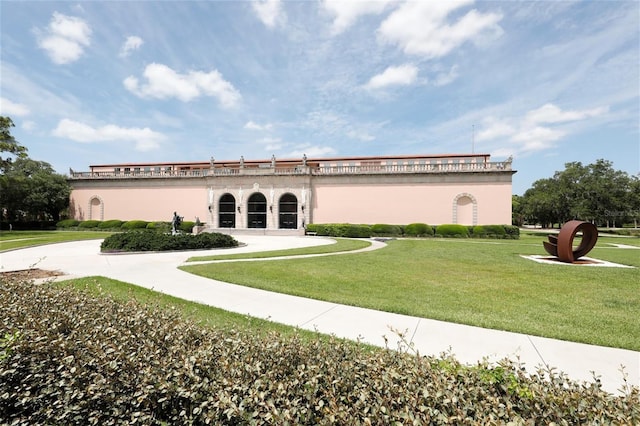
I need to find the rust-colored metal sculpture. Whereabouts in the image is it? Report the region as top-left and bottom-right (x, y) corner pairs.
(543, 220), (598, 263)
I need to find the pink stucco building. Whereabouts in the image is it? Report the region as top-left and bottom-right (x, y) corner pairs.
(68, 153), (515, 234)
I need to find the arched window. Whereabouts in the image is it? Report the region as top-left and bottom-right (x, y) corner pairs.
(248, 193), (267, 228)
(218, 193), (236, 228)
(279, 193), (298, 229)
(453, 193), (477, 226)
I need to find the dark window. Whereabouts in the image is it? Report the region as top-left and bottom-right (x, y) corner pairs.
(248, 193), (267, 228)
(218, 193), (236, 228)
(279, 193), (298, 229)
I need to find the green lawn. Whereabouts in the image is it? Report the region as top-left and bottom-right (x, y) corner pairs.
(186, 237), (371, 261)
(180, 234), (640, 351)
(0, 230), (113, 251)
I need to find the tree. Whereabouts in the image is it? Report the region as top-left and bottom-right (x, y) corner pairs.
(520, 159), (636, 228)
(0, 158), (70, 222)
(0, 116), (28, 172)
(512, 194), (524, 226)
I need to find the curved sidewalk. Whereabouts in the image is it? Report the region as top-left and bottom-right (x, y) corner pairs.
(1, 236), (638, 394)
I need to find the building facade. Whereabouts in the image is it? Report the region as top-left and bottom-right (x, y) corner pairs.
(68, 153), (515, 233)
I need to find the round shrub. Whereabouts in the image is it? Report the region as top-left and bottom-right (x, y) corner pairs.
(504, 225), (520, 239)
(122, 220), (149, 230)
(435, 224), (469, 238)
(404, 223), (433, 237)
(484, 224), (507, 238)
(100, 230), (238, 252)
(78, 220), (101, 229)
(98, 219), (124, 229)
(56, 219), (79, 228)
(472, 225), (487, 237)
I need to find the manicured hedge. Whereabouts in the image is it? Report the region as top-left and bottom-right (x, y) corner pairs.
(404, 223), (434, 237)
(1, 278), (637, 424)
(122, 220), (149, 230)
(98, 219), (124, 229)
(100, 230), (238, 252)
(56, 219), (80, 228)
(306, 223), (372, 238)
(371, 224), (403, 237)
(180, 220), (195, 233)
(435, 224), (469, 238)
(77, 220), (101, 229)
(308, 223), (520, 239)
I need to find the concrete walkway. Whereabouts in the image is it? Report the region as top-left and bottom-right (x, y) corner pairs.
(1, 236), (638, 394)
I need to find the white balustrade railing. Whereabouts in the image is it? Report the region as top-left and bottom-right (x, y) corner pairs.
(69, 161), (512, 179)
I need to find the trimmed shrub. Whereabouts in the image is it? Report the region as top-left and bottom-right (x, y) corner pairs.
(98, 219), (124, 229)
(503, 225), (520, 239)
(56, 219), (80, 228)
(78, 220), (101, 229)
(306, 223), (371, 238)
(306, 223), (328, 235)
(180, 220), (195, 233)
(472, 225), (488, 237)
(435, 224), (469, 238)
(371, 224), (403, 237)
(146, 221), (171, 232)
(1, 278), (637, 425)
(122, 220), (149, 230)
(404, 223), (434, 237)
(100, 230), (238, 252)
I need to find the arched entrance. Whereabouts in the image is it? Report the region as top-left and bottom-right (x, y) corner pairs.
(218, 193), (236, 228)
(279, 193), (298, 229)
(248, 193), (267, 228)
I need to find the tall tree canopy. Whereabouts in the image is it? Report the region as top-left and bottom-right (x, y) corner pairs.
(0, 117), (70, 223)
(520, 160), (638, 228)
(0, 116), (28, 172)
(1, 158), (70, 222)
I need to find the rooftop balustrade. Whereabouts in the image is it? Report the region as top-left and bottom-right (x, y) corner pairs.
(69, 158), (513, 179)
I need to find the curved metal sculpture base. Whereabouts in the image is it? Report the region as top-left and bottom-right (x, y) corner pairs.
(543, 220), (598, 263)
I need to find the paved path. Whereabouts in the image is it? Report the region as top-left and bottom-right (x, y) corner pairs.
(1, 236), (638, 394)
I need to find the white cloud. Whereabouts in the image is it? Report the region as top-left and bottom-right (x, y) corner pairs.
(22, 121), (36, 132)
(378, 1), (503, 59)
(245, 120), (273, 131)
(476, 118), (515, 142)
(478, 103), (608, 156)
(347, 130), (375, 141)
(0, 97), (30, 117)
(364, 64), (418, 89)
(36, 12), (92, 64)
(52, 118), (166, 151)
(524, 103), (609, 125)
(119, 35), (144, 58)
(124, 63), (241, 108)
(432, 64), (459, 87)
(252, 0), (286, 28)
(287, 145), (336, 158)
(254, 136), (283, 151)
(322, 0), (396, 35)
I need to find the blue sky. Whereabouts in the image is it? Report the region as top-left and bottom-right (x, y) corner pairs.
(1, 0), (638, 195)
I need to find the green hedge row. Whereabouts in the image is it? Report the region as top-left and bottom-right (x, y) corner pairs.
(100, 230), (237, 252)
(307, 223), (519, 239)
(56, 219), (196, 233)
(1, 278), (637, 424)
